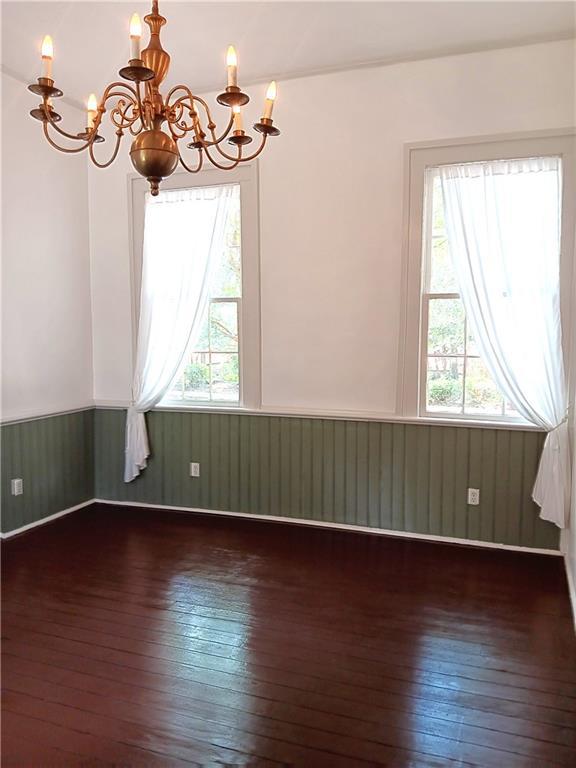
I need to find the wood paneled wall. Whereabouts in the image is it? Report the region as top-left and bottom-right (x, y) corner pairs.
(94, 409), (557, 550)
(1, 410), (94, 533)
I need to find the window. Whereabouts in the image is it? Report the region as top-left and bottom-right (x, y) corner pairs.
(131, 164), (261, 410)
(421, 168), (521, 419)
(400, 133), (574, 423)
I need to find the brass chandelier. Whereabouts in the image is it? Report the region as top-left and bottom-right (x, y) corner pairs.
(28, 0), (281, 196)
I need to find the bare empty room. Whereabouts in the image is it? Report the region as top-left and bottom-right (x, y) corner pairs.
(1, 1), (576, 765)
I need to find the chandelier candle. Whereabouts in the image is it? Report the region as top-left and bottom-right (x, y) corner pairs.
(41, 35), (53, 79)
(263, 81), (276, 119)
(87, 94), (98, 129)
(232, 105), (244, 132)
(226, 46), (238, 87)
(129, 14), (142, 61)
(27, 0), (281, 196)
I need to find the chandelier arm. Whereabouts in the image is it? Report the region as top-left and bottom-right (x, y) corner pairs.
(101, 91), (141, 131)
(212, 141), (245, 162)
(203, 113), (235, 147)
(211, 132), (267, 163)
(109, 101), (140, 131)
(100, 81), (139, 103)
(178, 147), (204, 174)
(167, 118), (191, 141)
(42, 120), (93, 153)
(88, 131), (124, 169)
(203, 144), (242, 171)
(130, 121), (144, 136)
(99, 82), (142, 132)
(184, 95), (236, 146)
(165, 84), (192, 105)
(165, 91), (236, 148)
(191, 95), (219, 128)
(165, 91), (199, 137)
(42, 103), (92, 142)
(235, 133), (268, 162)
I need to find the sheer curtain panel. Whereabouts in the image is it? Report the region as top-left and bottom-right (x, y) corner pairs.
(124, 185), (235, 482)
(439, 157), (569, 527)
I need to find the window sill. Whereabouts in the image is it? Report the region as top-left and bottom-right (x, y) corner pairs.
(139, 403), (542, 431)
(93, 401), (542, 431)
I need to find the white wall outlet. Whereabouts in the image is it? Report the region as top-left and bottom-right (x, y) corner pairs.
(11, 478), (23, 496)
(467, 488), (480, 506)
(190, 462), (200, 478)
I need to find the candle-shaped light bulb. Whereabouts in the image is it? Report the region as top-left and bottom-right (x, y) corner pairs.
(129, 13), (142, 60)
(41, 35), (53, 79)
(233, 104), (244, 132)
(227, 45), (238, 87)
(87, 93), (98, 130)
(263, 80), (277, 120)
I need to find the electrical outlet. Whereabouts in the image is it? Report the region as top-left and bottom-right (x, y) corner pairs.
(11, 478), (23, 496)
(467, 488), (480, 506)
(190, 462), (200, 478)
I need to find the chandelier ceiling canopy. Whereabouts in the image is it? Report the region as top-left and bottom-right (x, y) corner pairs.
(28, 1), (281, 196)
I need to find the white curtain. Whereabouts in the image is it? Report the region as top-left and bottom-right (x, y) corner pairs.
(124, 184), (236, 482)
(439, 157), (569, 527)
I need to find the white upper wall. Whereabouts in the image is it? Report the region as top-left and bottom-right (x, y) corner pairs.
(1, 72), (93, 420)
(89, 39), (575, 413)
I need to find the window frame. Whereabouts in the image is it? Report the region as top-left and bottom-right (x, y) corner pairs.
(128, 163), (261, 411)
(399, 131), (576, 425)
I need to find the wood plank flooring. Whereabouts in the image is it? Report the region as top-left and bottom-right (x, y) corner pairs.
(2, 503), (575, 766)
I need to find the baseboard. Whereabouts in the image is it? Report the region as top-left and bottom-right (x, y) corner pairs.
(0, 499), (96, 539)
(3, 495), (562, 557)
(93, 498), (562, 556)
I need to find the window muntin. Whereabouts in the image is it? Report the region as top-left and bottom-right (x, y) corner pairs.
(161, 183), (243, 405)
(421, 169), (521, 419)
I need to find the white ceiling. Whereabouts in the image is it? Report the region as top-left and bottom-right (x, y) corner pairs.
(2, 1), (575, 106)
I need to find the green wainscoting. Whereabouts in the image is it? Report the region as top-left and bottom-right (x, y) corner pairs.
(1, 409), (94, 534)
(94, 408), (558, 550)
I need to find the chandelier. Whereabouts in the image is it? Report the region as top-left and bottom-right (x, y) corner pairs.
(28, 1), (281, 196)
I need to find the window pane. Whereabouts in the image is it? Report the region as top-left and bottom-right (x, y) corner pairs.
(430, 236), (458, 293)
(181, 353), (211, 401)
(431, 175), (445, 235)
(504, 400), (521, 417)
(427, 357), (464, 413)
(466, 324), (479, 357)
(209, 190), (242, 298)
(428, 298), (465, 356)
(429, 175), (458, 292)
(464, 358), (504, 416)
(193, 310), (210, 352)
(210, 353), (239, 402)
(210, 302), (238, 352)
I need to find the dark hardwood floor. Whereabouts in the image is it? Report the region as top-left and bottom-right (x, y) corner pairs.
(2, 503), (576, 766)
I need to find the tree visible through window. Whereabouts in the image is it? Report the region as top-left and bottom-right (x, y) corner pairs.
(422, 170), (520, 419)
(165, 186), (242, 404)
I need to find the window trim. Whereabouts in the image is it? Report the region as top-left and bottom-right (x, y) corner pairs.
(398, 130), (576, 425)
(128, 163), (262, 411)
